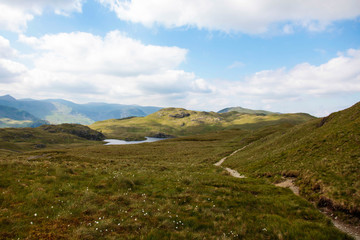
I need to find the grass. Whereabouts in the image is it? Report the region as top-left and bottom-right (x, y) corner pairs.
(0, 128), (351, 239)
(0, 124), (104, 152)
(224, 102), (360, 222)
(90, 107), (315, 140)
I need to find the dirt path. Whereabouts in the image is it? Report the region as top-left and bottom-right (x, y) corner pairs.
(276, 179), (360, 240)
(224, 167), (246, 178)
(214, 146), (248, 178)
(275, 178), (299, 195)
(214, 146), (359, 239)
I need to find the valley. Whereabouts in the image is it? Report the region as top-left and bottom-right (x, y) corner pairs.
(0, 102), (358, 239)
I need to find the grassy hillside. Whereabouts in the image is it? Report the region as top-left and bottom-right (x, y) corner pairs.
(90, 107), (315, 140)
(0, 128), (351, 239)
(218, 106), (276, 115)
(224, 102), (360, 220)
(0, 124), (105, 152)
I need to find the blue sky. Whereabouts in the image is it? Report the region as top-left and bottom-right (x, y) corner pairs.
(0, 0), (359, 116)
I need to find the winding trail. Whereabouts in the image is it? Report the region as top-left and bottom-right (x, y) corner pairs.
(276, 178), (360, 240)
(214, 145), (247, 178)
(214, 145), (360, 240)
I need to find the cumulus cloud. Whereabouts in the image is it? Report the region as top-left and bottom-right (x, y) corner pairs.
(19, 31), (187, 76)
(99, 0), (360, 33)
(195, 49), (360, 114)
(11, 31), (212, 105)
(235, 49), (360, 96)
(0, 0), (84, 32)
(0, 36), (18, 58)
(0, 36), (27, 83)
(1, 31), (359, 115)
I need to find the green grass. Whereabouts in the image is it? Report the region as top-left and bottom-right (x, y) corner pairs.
(0, 128), (351, 239)
(0, 124), (104, 152)
(90, 107), (315, 140)
(224, 102), (360, 221)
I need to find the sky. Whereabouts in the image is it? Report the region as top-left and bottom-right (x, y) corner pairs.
(0, 0), (359, 116)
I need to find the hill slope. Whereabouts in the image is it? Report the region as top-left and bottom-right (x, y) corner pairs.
(218, 106), (276, 115)
(0, 123), (105, 151)
(224, 102), (360, 218)
(90, 107), (315, 140)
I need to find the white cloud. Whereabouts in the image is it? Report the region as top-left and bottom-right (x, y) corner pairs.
(239, 49), (360, 96)
(0, 0), (84, 32)
(0, 36), (27, 83)
(99, 0), (360, 33)
(1, 32), (359, 116)
(197, 49), (360, 114)
(19, 31), (187, 76)
(8, 31), (212, 105)
(0, 36), (17, 58)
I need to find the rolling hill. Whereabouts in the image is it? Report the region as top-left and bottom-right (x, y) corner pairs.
(223, 101), (360, 220)
(218, 106), (276, 115)
(0, 123), (105, 152)
(90, 107), (315, 140)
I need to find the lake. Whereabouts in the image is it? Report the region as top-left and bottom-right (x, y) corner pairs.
(104, 137), (166, 145)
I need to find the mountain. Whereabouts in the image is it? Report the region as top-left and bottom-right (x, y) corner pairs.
(0, 95), (162, 126)
(218, 106), (276, 115)
(0, 94), (16, 102)
(90, 107), (315, 140)
(223, 101), (360, 218)
(0, 105), (38, 121)
(0, 105), (49, 128)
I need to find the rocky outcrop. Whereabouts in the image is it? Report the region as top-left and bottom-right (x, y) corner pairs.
(41, 124), (106, 141)
(169, 112), (190, 118)
(151, 132), (175, 138)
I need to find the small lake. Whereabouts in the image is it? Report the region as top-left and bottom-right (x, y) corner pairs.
(104, 137), (166, 145)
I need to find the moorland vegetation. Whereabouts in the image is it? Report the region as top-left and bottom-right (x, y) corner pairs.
(0, 103), (358, 239)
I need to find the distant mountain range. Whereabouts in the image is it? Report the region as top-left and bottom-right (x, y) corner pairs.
(0, 105), (48, 128)
(0, 95), (162, 127)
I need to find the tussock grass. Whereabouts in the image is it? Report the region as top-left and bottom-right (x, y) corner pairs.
(224, 102), (360, 222)
(0, 124), (104, 152)
(0, 128), (351, 239)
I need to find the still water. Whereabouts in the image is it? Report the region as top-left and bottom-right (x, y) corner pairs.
(104, 137), (165, 145)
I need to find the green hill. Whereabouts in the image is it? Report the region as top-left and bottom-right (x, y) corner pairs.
(0, 123), (105, 152)
(224, 102), (360, 219)
(218, 106), (276, 115)
(90, 107), (315, 140)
